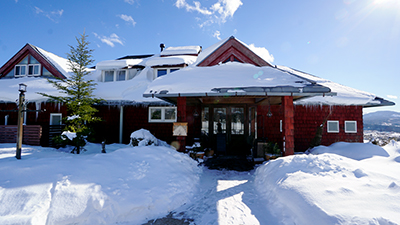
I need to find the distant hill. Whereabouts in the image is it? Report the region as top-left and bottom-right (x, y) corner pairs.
(364, 111), (400, 132)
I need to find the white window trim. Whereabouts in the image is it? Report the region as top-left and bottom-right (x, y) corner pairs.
(50, 113), (63, 125)
(153, 67), (182, 79)
(327, 120), (339, 133)
(148, 107), (177, 123)
(14, 65), (27, 77)
(27, 64), (41, 76)
(345, 121), (357, 133)
(102, 69), (128, 82)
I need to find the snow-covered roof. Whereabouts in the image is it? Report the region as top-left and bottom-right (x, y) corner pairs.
(96, 59), (145, 70)
(160, 46), (201, 56)
(34, 45), (73, 77)
(143, 62), (332, 98)
(276, 66), (392, 107)
(145, 55), (197, 67)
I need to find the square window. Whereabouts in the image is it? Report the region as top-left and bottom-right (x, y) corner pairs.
(157, 69), (167, 77)
(327, 120), (339, 133)
(117, 70), (126, 81)
(149, 107), (177, 122)
(104, 71), (114, 82)
(345, 121), (357, 133)
(50, 113), (62, 125)
(164, 108), (176, 121)
(150, 108), (162, 120)
(15, 65), (26, 76)
(28, 64), (40, 76)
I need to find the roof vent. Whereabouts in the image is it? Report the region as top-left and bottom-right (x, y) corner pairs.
(160, 43), (165, 52)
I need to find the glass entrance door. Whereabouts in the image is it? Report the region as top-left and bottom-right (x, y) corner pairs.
(202, 106), (248, 155)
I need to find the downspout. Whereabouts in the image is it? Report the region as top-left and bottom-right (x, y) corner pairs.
(119, 105), (124, 143)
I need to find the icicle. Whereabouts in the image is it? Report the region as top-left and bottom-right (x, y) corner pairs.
(35, 102), (41, 121)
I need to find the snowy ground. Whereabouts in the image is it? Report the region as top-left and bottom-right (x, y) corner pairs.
(1, 139), (400, 225)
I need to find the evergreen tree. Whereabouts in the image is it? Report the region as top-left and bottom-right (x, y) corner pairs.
(39, 32), (102, 154)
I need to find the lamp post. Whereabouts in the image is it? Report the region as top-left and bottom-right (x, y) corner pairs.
(16, 83), (27, 160)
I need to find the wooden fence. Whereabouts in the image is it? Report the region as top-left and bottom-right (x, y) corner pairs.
(0, 125), (42, 146)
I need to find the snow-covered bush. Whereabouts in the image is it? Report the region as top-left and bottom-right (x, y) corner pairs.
(129, 129), (166, 147)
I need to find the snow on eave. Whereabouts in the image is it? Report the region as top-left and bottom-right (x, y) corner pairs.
(160, 46), (201, 56)
(145, 55), (197, 67)
(33, 45), (72, 78)
(276, 65), (392, 106)
(194, 37), (231, 66)
(96, 59), (145, 70)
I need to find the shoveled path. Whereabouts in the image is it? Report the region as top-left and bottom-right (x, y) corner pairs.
(144, 161), (280, 225)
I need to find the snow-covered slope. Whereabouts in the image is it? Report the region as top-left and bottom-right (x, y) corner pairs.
(364, 110), (400, 132)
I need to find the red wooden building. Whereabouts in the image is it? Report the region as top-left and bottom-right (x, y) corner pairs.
(0, 37), (394, 156)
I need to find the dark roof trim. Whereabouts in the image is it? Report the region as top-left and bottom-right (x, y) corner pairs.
(117, 54), (154, 60)
(363, 97), (396, 108)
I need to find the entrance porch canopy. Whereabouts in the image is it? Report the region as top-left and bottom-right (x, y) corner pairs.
(143, 62), (336, 155)
(143, 62), (336, 104)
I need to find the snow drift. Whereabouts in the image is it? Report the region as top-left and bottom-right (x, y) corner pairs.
(255, 141), (400, 224)
(0, 143), (200, 225)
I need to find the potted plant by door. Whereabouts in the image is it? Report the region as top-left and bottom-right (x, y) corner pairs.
(264, 142), (281, 160)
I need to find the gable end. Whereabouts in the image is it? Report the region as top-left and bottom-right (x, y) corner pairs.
(197, 36), (273, 67)
(0, 44), (66, 79)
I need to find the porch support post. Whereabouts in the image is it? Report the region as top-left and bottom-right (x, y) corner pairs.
(177, 97), (187, 152)
(119, 105), (124, 144)
(282, 96), (295, 156)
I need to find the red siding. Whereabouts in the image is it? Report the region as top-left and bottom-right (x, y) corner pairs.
(257, 105), (363, 152)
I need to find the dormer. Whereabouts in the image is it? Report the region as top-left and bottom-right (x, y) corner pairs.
(96, 59), (145, 82)
(149, 45), (201, 79)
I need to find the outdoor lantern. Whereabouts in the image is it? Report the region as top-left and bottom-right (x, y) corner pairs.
(19, 83), (27, 93)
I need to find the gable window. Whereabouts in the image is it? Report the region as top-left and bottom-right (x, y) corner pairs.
(15, 65), (26, 76)
(28, 64), (41, 76)
(148, 107), (177, 122)
(345, 121), (357, 133)
(327, 120), (339, 133)
(14, 55), (42, 77)
(50, 113), (62, 126)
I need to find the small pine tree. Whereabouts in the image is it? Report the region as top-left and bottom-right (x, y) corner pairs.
(39, 32), (102, 154)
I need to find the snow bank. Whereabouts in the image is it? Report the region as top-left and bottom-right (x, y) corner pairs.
(255, 142), (400, 224)
(0, 143), (201, 225)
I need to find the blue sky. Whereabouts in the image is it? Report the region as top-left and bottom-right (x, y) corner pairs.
(1, 0), (399, 113)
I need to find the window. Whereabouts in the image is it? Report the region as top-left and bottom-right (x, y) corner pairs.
(117, 70), (126, 81)
(14, 55), (42, 77)
(157, 69), (168, 77)
(154, 67), (183, 79)
(327, 120), (339, 133)
(104, 71), (114, 82)
(28, 64), (41, 76)
(345, 121), (357, 133)
(148, 107), (177, 122)
(50, 113), (62, 125)
(15, 65), (26, 76)
(102, 70), (128, 82)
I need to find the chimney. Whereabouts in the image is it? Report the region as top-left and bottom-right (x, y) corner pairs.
(160, 43), (165, 52)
